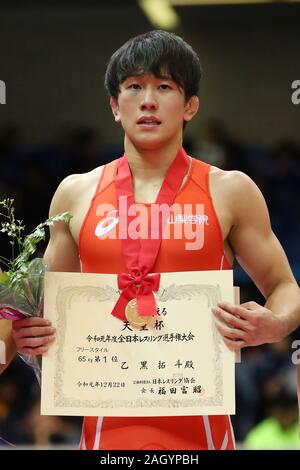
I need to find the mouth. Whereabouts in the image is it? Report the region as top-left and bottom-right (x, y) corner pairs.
(137, 116), (161, 126)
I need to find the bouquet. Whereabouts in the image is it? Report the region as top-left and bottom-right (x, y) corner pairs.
(0, 198), (71, 384)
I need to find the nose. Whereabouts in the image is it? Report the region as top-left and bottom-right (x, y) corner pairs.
(140, 87), (158, 111)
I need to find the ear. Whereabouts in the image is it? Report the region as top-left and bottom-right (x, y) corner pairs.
(183, 96), (199, 122)
(110, 97), (121, 123)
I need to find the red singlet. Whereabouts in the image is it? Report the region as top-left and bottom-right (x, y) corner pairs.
(78, 155), (235, 450)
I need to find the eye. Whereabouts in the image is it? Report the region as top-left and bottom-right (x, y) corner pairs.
(127, 83), (141, 90)
(159, 83), (172, 90)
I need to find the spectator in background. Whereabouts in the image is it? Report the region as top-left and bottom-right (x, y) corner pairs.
(233, 335), (298, 442)
(198, 119), (248, 172)
(244, 384), (300, 449)
(264, 141), (300, 264)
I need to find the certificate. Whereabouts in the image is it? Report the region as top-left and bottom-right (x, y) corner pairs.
(41, 270), (235, 417)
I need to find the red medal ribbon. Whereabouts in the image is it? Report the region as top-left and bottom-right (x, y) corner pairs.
(112, 271), (161, 321)
(111, 147), (190, 321)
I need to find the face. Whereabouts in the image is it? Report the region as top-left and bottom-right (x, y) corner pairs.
(110, 74), (199, 151)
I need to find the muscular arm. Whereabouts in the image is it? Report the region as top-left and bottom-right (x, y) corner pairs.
(213, 171), (300, 349)
(13, 175), (82, 355)
(43, 175), (81, 273)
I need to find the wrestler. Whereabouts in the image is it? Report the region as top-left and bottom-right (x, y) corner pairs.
(12, 30), (300, 449)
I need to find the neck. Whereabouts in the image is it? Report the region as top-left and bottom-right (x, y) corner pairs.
(124, 136), (183, 180)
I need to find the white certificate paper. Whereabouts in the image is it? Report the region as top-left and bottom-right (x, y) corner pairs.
(41, 270), (235, 417)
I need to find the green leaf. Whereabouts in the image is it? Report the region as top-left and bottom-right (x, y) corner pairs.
(0, 198), (72, 294)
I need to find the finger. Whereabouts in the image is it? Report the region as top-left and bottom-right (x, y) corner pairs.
(214, 318), (246, 340)
(217, 301), (255, 320)
(13, 317), (52, 330)
(240, 301), (259, 309)
(17, 334), (56, 349)
(222, 336), (245, 352)
(212, 307), (248, 330)
(18, 345), (52, 356)
(13, 326), (56, 339)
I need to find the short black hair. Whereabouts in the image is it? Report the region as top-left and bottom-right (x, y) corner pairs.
(104, 30), (202, 101)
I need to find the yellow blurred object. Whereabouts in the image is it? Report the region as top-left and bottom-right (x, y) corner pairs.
(139, 0), (180, 30)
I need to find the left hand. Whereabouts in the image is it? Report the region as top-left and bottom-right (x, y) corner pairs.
(212, 301), (286, 351)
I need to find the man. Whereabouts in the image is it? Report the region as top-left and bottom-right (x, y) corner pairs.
(12, 30), (300, 449)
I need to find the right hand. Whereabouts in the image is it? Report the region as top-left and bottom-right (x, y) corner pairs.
(12, 317), (56, 355)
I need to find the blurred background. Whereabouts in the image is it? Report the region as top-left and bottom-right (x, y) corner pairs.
(0, 0), (300, 450)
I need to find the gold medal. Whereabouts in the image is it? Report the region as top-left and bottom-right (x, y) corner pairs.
(125, 298), (156, 329)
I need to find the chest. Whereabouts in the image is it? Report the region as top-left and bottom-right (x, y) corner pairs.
(70, 170), (233, 264)
(133, 179), (164, 204)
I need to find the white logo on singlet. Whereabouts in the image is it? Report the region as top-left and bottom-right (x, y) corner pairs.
(95, 210), (118, 237)
(167, 214), (209, 225)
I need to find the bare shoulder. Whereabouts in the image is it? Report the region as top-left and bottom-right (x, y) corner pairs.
(210, 165), (270, 225)
(210, 166), (264, 202)
(210, 165), (256, 192)
(56, 166), (103, 198)
(50, 166), (104, 215)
